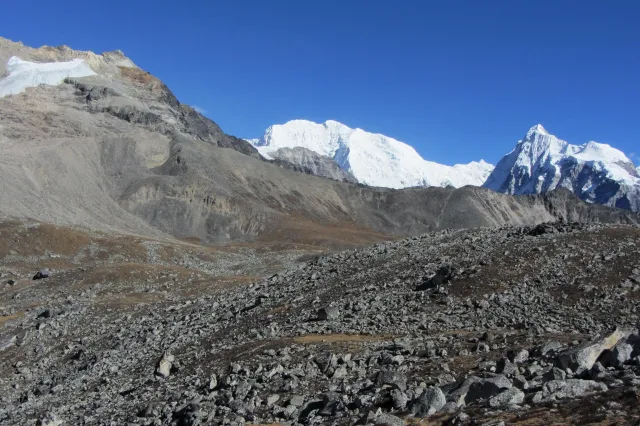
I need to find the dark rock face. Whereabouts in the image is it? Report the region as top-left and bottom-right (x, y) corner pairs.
(268, 147), (358, 183)
(64, 77), (261, 161)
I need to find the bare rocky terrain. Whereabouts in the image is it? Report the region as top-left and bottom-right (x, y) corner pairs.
(2, 38), (640, 425)
(1, 221), (640, 425)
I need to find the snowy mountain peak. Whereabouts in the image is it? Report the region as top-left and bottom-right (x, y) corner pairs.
(484, 125), (640, 211)
(248, 119), (494, 189)
(526, 124), (549, 137)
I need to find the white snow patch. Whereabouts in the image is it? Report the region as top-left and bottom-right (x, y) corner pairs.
(248, 119), (493, 188)
(0, 56), (96, 98)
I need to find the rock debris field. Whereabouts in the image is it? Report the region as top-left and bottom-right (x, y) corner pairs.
(2, 222), (640, 425)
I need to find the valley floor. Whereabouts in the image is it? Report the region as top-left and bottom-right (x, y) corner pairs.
(0, 220), (640, 425)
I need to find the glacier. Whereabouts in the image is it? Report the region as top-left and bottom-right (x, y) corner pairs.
(0, 56), (96, 98)
(484, 124), (640, 211)
(248, 119), (494, 189)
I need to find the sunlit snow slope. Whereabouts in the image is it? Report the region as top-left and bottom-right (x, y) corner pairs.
(0, 56), (96, 98)
(248, 119), (493, 188)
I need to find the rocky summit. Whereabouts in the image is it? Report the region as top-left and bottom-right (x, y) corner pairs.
(2, 221), (640, 425)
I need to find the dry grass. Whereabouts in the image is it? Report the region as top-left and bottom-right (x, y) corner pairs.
(118, 66), (158, 85)
(257, 216), (397, 250)
(0, 312), (22, 327)
(0, 221), (91, 259)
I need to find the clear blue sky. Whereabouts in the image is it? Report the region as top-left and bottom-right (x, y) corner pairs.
(2, 0), (639, 165)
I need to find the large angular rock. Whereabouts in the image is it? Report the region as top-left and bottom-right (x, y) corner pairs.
(376, 370), (407, 392)
(598, 341), (634, 369)
(412, 387), (446, 416)
(445, 375), (512, 406)
(556, 329), (630, 372)
(542, 379), (608, 401)
(489, 387), (525, 407)
(317, 307), (340, 321)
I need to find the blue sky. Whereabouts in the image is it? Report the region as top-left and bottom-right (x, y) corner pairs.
(2, 0), (638, 165)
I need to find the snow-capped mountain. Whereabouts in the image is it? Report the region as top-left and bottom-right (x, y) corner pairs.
(248, 119), (494, 189)
(0, 56), (96, 98)
(484, 124), (640, 211)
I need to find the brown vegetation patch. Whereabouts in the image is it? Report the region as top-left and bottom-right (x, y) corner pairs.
(118, 66), (159, 85)
(0, 312), (22, 327)
(0, 221), (91, 259)
(257, 217), (397, 250)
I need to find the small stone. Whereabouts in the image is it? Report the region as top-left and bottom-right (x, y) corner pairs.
(481, 331), (495, 342)
(332, 366), (347, 379)
(266, 394), (280, 407)
(156, 352), (175, 378)
(37, 413), (63, 426)
(497, 357), (517, 375)
(33, 269), (51, 280)
(289, 395), (305, 407)
(509, 349), (530, 364)
(317, 307), (340, 321)
(391, 389), (408, 409)
(209, 373), (218, 390)
(543, 367), (566, 382)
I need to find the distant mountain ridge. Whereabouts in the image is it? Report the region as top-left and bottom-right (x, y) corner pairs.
(250, 120), (639, 211)
(484, 124), (640, 211)
(248, 119), (494, 189)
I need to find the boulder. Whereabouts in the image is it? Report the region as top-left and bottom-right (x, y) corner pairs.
(376, 370), (407, 392)
(317, 307), (340, 321)
(542, 379), (608, 401)
(489, 387), (525, 407)
(375, 412), (404, 426)
(556, 329), (630, 372)
(598, 341), (634, 369)
(446, 375), (512, 406)
(412, 387), (446, 416)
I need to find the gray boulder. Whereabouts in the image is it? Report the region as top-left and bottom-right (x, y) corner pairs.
(376, 370), (407, 392)
(374, 412), (404, 426)
(598, 341), (634, 369)
(317, 307), (340, 321)
(489, 387), (525, 407)
(542, 379), (608, 401)
(446, 375), (512, 406)
(556, 329), (630, 372)
(412, 387), (446, 416)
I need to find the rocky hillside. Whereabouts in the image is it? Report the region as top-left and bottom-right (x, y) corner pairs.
(1, 221), (640, 424)
(267, 147), (358, 183)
